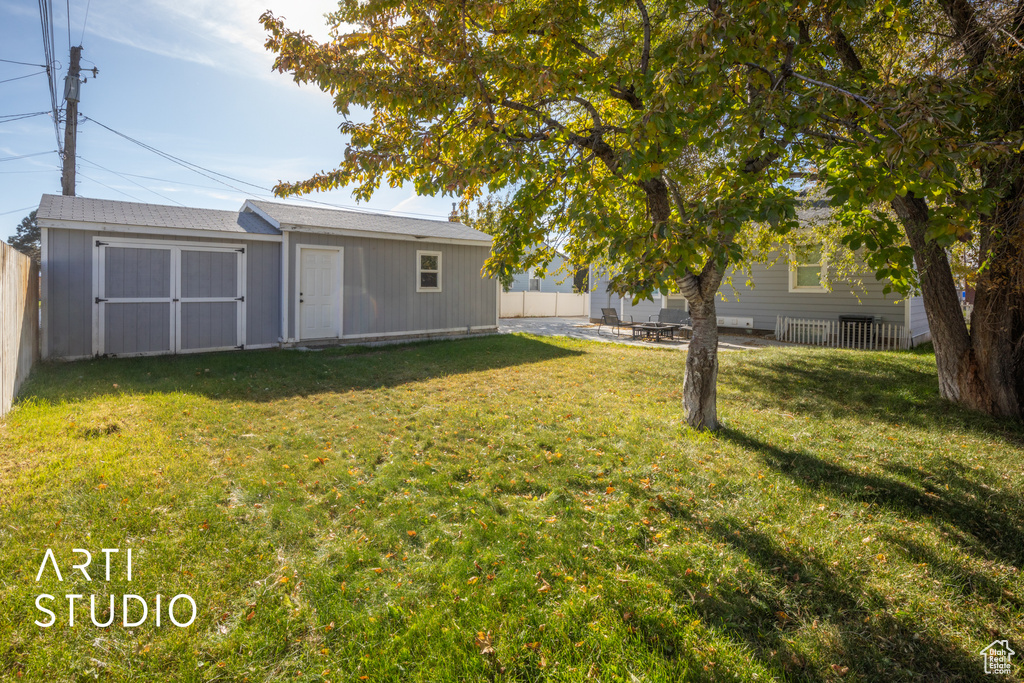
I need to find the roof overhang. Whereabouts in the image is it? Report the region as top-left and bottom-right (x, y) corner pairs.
(37, 218), (284, 242)
(278, 223), (493, 247)
(240, 200), (282, 230)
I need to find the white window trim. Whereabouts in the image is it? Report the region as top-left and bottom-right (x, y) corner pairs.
(527, 268), (541, 292)
(788, 248), (828, 293)
(417, 250), (442, 293)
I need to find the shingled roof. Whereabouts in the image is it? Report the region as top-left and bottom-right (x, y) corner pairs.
(37, 194), (279, 235)
(36, 195), (492, 244)
(245, 200), (491, 243)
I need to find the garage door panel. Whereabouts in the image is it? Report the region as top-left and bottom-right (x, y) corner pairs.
(104, 247), (171, 298)
(97, 242), (245, 357)
(103, 303), (172, 355)
(181, 250), (238, 299)
(179, 302), (238, 351)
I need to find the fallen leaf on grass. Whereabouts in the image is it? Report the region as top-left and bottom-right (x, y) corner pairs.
(475, 631), (495, 656)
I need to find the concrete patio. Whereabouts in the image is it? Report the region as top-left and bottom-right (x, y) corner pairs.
(498, 316), (786, 351)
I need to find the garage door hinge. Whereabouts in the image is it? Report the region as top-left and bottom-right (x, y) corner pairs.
(236, 247), (245, 253)
(236, 295), (244, 302)
(236, 344), (245, 350)
(94, 297), (107, 304)
(95, 240), (107, 247)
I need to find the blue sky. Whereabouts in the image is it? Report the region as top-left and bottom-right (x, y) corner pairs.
(0, 0), (457, 242)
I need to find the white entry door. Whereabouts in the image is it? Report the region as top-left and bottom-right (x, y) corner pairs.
(299, 247), (342, 340)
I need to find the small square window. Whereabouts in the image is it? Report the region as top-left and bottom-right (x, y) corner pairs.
(417, 250), (441, 292)
(790, 248), (826, 292)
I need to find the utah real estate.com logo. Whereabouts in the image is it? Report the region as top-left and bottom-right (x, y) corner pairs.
(981, 640), (1015, 676)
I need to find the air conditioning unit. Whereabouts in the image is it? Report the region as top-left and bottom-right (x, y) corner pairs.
(717, 316), (754, 329)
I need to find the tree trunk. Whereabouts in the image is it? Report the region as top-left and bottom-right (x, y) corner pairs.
(641, 176), (726, 430)
(891, 191), (1023, 418)
(679, 259), (726, 430)
(971, 173), (1024, 418)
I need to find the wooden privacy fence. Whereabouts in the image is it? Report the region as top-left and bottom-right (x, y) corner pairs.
(775, 315), (909, 351)
(1, 242), (39, 417)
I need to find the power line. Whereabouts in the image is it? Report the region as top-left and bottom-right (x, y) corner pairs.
(0, 112), (50, 124)
(0, 71), (47, 85)
(0, 57), (47, 67)
(0, 167), (61, 174)
(77, 170), (145, 203)
(37, 0), (63, 154)
(0, 204), (40, 217)
(79, 0), (91, 44)
(82, 115), (267, 195)
(79, 157), (186, 206)
(81, 116), (450, 219)
(0, 150), (58, 162)
(0, 110), (50, 120)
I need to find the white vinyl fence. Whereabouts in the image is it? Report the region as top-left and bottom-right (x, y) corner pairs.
(500, 291), (589, 318)
(1, 242), (39, 417)
(775, 315), (909, 351)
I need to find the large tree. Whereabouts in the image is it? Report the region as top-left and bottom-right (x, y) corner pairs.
(261, 0), (800, 430)
(7, 210), (39, 265)
(263, 0), (1022, 424)
(692, 0), (1023, 419)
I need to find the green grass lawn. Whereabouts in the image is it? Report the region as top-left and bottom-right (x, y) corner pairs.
(1, 335), (1021, 682)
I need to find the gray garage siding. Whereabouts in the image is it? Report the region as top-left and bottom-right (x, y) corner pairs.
(44, 228), (280, 359)
(286, 232), (497, 340)
(590, 260), (906, 329)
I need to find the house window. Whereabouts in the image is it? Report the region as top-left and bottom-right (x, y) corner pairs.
(789, 248), (827, 292)
(528, 268), (540, 291)
(664, 294), (688, 311)
(417, 251), (441, 292)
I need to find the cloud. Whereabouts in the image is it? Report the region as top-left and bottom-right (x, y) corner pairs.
(81, 0), (336, 80)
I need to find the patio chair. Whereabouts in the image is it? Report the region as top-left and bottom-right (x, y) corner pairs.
(649, 308), (689, 325)
(649, 307), (693, 340)
(598, 308), (635, 335)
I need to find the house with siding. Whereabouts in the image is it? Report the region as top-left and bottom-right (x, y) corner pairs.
(589, 197), (931, 347)
(506, 249), (582, 294)
(589, 261), (931, 346)
(37, 194), (498, 360)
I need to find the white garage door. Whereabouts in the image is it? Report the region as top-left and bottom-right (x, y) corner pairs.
(94, 239), (246, 357)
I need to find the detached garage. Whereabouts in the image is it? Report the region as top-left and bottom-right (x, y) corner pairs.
(37, 194), (498, 360)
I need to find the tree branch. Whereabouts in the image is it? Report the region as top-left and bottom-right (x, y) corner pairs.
(635, 0), (651, 76)
(937, 0), (994, 68)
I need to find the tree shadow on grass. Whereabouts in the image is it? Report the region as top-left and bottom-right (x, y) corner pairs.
(19, 334), (584, 405)
(685, 517), (987, 682)
(719, 428), (1024, 570)
(722, 349), (1024, 448)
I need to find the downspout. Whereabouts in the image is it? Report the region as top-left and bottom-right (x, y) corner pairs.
(280, 229), (289, 344)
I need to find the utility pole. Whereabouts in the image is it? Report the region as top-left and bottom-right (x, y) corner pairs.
(60, 46), (82, 196)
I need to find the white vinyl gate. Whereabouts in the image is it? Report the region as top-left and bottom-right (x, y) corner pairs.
(93, 238), (246, 357)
